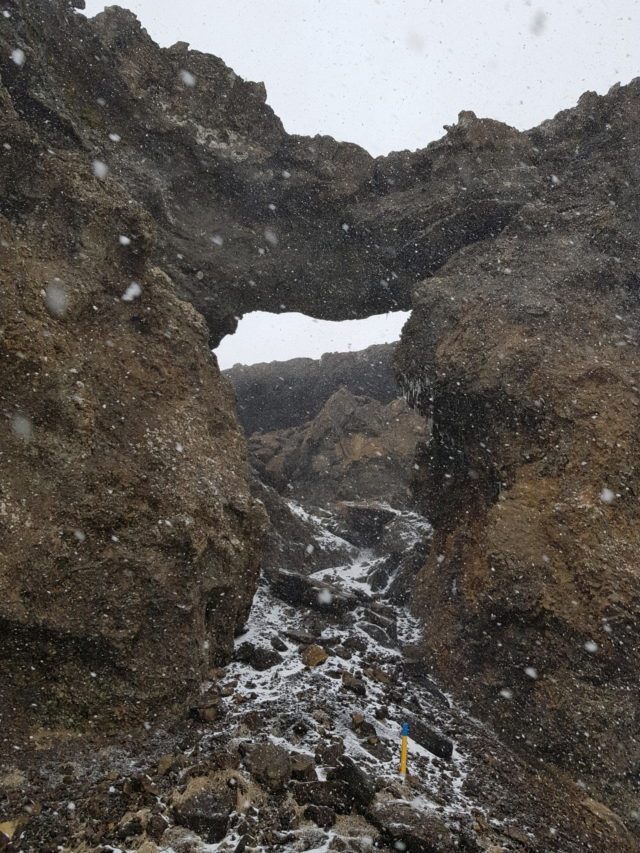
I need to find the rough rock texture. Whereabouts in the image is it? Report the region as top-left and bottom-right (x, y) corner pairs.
(395, 82), (640, 816)
(0, 3), (537, 347)
(0, 2), (267, 728)
(252, 473), (355, 576)
(2, 0), (640, 834)
(0, 1), (409, 347)
(226, 343), (398, 434)
(249, 387), (427, 508)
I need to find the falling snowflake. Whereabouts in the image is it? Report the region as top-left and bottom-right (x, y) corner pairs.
(530, 9), (547, 36)
(109, 133), (121, 143)
(500, 688), (514, 700)
(179, 69), (196, 87)
(317, 589), (332, 605)
(10, 48), (25, 66)
(584, 640), (599, 653)
(121, 282), (142, 302)
(405, 31), (425, 52)
(524, 666), (538, 679)
(264, 228), (278, 247)
(119, 235), (131, 246)
(92, 160), (109, 180)
(11, 414), (33, 442)
(44, 281), (68, 318)
(599, 488), (615, 504)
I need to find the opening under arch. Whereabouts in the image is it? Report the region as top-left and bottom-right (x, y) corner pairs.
(215, 310), (411, 369)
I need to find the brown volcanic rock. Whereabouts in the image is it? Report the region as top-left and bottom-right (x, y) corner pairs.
(0, 3), (538, 347)
(0, 18), (266, 727)
(1, 0), (640, 829)
(395, 81), (640, 812)
(225, 343), (399, 434)
(0, 1), (396, 345)
(249, 387), (427, 509)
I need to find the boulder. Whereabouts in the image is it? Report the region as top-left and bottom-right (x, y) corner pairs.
(338, 502), (397, 547)
(303, 804), (336, 829)
(235, 642), (283, 671)
(370, 802), (457, 852)
(328, 757), (376, 809)
(405, 717), (454, 762)
(172, 778), (235, 844)
(360, 622), (395, 648)
(341, 672), (367, 697)
(290, 753), (317, 782)
(301, 645), (330, 668)
(265, 567), (366, 614)
(314, 739), (345, 768)
(292, 781), (353, 814)
(245, 743), (292, 792)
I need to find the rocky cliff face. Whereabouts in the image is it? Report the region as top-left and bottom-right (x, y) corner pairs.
(0, 2), (537, 346)
(2, 0), (640, 845)
(249, 387), (426, 510)
(0, 0), (267, 730)
(225, 343), (398, 434)
(395, 81), (640, 814)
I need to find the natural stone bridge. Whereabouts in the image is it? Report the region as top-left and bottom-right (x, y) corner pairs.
(2, 0), (640, 819)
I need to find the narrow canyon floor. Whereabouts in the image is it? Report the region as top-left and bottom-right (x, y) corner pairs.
(2, 487), (632, 852)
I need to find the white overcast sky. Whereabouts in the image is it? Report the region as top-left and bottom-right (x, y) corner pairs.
(83, 0), (639, 366)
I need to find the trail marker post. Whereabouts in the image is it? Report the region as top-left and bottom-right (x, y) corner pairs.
(399, 722), (409, 779)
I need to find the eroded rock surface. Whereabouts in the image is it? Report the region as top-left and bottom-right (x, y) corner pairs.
(250, 387), (427, 509)
(0, 1), (267, 729)
(395, 81), (640, 816)
(3, 495), (634, 851)
(0, 3), (541, 346)
(226, 343), (398, 434)
(1, 0), (640, 843)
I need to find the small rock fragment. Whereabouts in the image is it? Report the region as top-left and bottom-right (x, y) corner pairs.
(301, 644), (329, 667)
(342, 671), (367, 696)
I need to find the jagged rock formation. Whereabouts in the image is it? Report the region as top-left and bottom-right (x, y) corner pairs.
(395, 81), (640, 817)
(1, 0), (640, 844)
(249, 387), (427, 509)
(236, 354), (430, 608)
(0, 2), (535, 346)
(0, 1), (267, 730)
(225, 343), (398, 434)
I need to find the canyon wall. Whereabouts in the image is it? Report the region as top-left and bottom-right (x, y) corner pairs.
(1, 0), (639, 820)
(225, 343), (398, 434)
(395, 82), (640, 808)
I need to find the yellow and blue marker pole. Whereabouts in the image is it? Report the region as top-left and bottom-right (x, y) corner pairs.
(399, 722), (409, 779)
